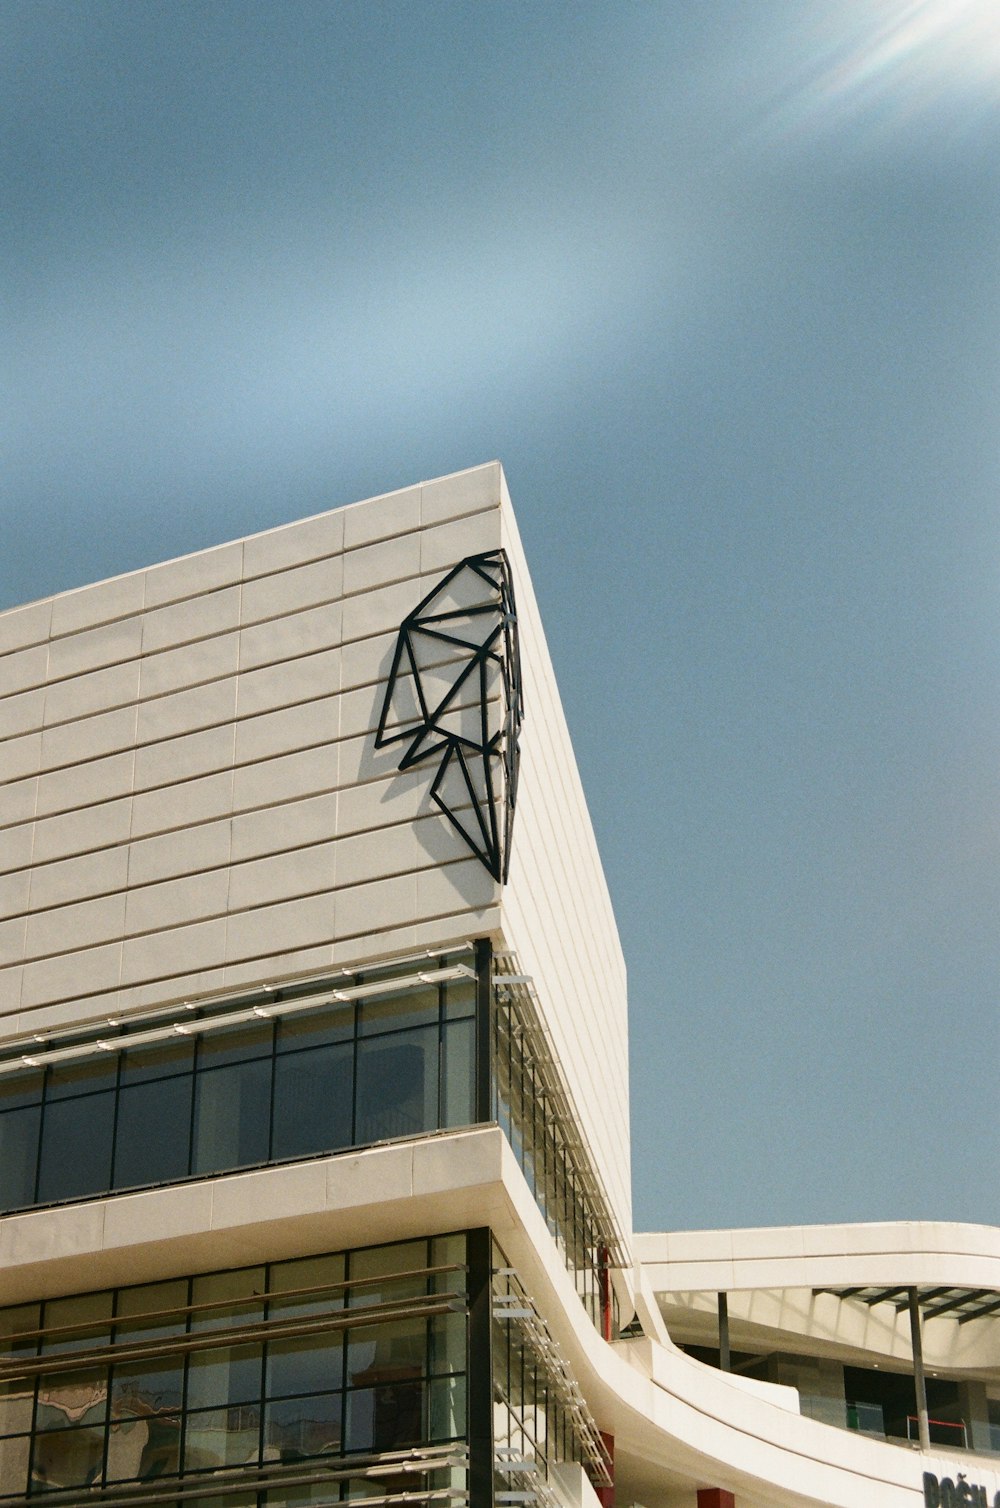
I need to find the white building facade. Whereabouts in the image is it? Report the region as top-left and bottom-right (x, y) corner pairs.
(0, 463), (996, 1507)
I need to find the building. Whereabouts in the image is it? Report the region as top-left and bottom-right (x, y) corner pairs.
(0, 461), (997, 1508)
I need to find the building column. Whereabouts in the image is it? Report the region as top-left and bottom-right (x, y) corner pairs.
(908, 1287), (931, 1452)
(717, 1292), (730, 1372)
(697, 1490), (736, 1508)
(468, 1226), (494, 1508)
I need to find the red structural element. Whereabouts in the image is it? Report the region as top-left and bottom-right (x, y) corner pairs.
(599, 1245), (612, 1342)
(697, 1490), (736, 1508)
(596, 1431), (615, 1508)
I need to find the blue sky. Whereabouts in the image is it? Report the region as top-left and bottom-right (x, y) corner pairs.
(4, 0), (998, 1232)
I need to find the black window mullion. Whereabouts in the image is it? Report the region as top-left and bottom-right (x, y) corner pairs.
(266, 1010), (278, 1162)
(349, 1003), (359, 1148)
(32, 1066), (48, 1206)
(186, 1032), (201, 1178)
(437, 976), (446, 1132)
(106, 1045), (124, 1196)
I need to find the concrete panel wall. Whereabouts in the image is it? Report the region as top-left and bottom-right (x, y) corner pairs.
(498, 486), (632, 1247)
(0, 461), (630, 1243)
(0, 465), (505, 1040)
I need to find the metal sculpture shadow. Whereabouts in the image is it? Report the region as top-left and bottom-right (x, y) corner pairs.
(375, 550), (523, 883)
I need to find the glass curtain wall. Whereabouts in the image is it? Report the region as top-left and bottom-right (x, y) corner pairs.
(0, 956), (476, 1215)
(0, 940), (619, 1340)
(491, 981), (618, 1336)
(0, 1234), (468, 1505)
(491, 1243), (612, 1506)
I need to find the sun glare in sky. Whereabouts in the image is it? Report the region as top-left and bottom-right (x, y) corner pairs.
(770, 0), (1000, 141)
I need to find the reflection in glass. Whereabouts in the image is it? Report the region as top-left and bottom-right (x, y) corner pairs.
(348, 1241), (426, 1309)
(47, 1056), (118, 1100)
(36, 1092), (116, 1205)
(429, 1374), (466, 1441)
(114, 1280), (189, 1344)
(268, 1334), (344, 1400)
(271, 1043), (352, 1162)
(358, 984), (438, 1036)
(264, 1393), (342, 1463)
(42, 1292), (113, 1355)
(197, 1020), (272, 1066)
(268, 1253), (345, 1315)
(0, 1379), (33, 1437)
(183, 1404), (261, 1472)
(355, 1031), (435, 1144)
(105, 1412), (181, 1482)
(191, 1269), (265, 1332)
(186, 1344), (263, 1412)
(30, 1421), (105, 1491)
(276, 1002), (353, 1054)
(0, 1435), (29, 1491)
(192, 1059), (270, 1173)
(0, 1106), (40, 1211)
(0, 1234), (469, 1501)
(113, 1075), (193, 1189)
(35, 1368), (107, 1432)
(121, 1037), (194, 1082)
(442, 1018), (475, 1128)
(111, 1357), (184, 1417)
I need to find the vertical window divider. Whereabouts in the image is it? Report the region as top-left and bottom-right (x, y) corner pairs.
(474, 939), (493, 1127)
(186, 1024), (201, 1180)
(106, 1037), (124, 1195)
(266, 1000), (279, 1164)
(32, 1066), (47, 1206)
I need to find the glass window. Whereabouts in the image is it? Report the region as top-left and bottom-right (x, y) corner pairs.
(442, 1018), (475, 1129)
(192, 1059), (271, 1174)
(113, 1075), (193, 1189)
(0, 1379), (33, 1438)
(348, 1241), (427, 1309)
(121, 1037), (194, 1082)
(110, 1356), (184, 1418)
(345, 1317), (425, 1389)
(267, 1334), (344, 1400)
(191, 1269), (265, 1332)
(429, 1312), (466, 1376)
(105, 1412), (181, 1483)
(114, 1280), (189, 1344)
(355, 1029), (437, 1145)
(197, 1020), (272, 1067)
(358, 984), (438, 1037)
(344, 1376), (423, 1453)
(36, 1091), (116, 1205)
(271, 1042), (353, 1162)
(0, 1106), (40, 1211)
(47, 1055), (118, 1100)
(429, 1373), (466, 1441)
(268, 1253), (345, 1317)
(0, 1234), (472, 1503)
(443, 977), (476, 1021)
(30, 1422), (105, 1491)
(0, 1068), (43, 1110)
(183, 1403), (261, 1472)
(186, 1343), (263, 1411)
(41, 1293), (112, 1355)
(35, 1367), (107, 1433)
(0, 1434), (29, 1494)
(276, 1001), (353, 1054)
(263, 1393), (342, 1464)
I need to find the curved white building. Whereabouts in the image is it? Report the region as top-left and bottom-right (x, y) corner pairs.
(0, 463), (996, 1507)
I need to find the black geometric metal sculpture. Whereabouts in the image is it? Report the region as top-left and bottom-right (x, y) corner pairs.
(375, 550), (523, 883)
